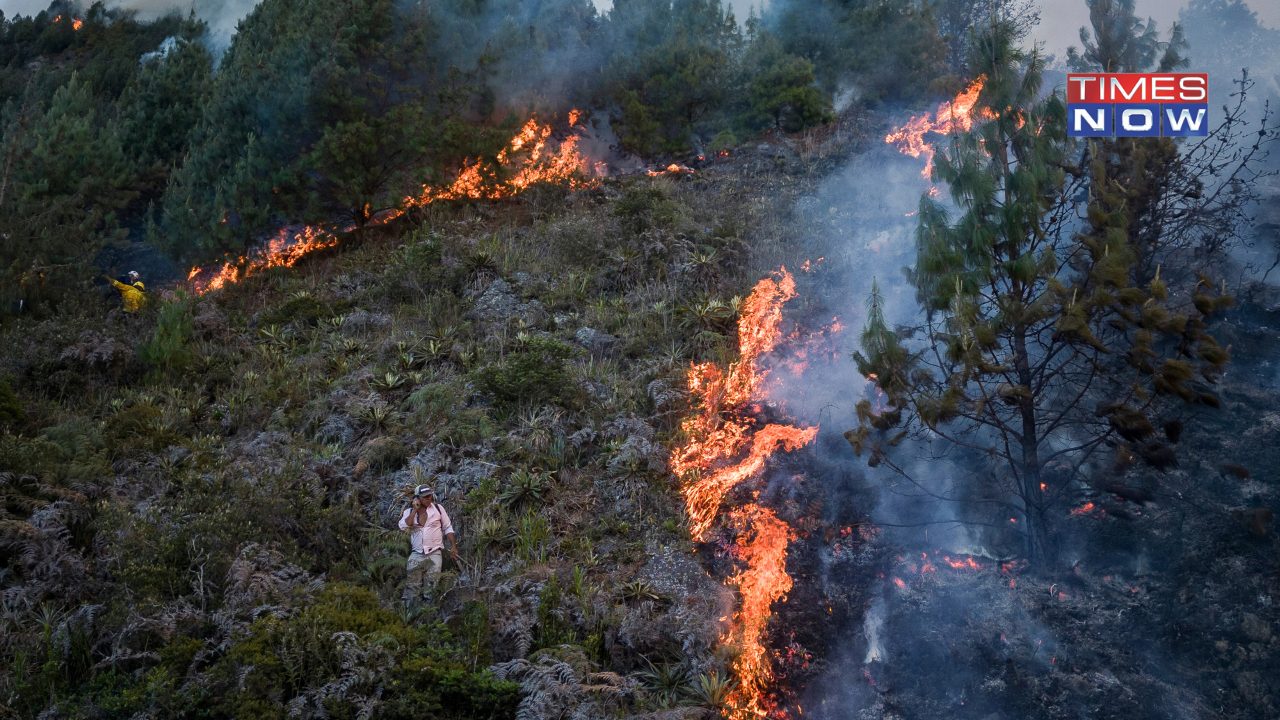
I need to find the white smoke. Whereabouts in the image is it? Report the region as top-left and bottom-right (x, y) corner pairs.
(862, 596), (886, 664)
(107, 0), (257, 55)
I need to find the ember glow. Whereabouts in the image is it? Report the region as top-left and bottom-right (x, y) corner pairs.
(885, 76), (986, 178)
(670, 268), (817, 718)
(942, 556), (982, 570)
(1070, 502), (1106, 518)
(647, 163), (694, 177)
(187, 225), (337, 295)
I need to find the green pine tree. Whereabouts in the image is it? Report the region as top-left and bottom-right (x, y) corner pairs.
(157, 0), (492, 264)
(0, 74), (136, 310)
(116, 17), (214, 189)
(738, 29), (832, 133)
(1068, 0), (1194, 286)
(846, 17), (1232, 566)
(602, 0), (742, 153)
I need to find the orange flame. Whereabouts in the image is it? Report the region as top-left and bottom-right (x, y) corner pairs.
(187, 225), (337, 295)
(647, 163), (693, 177)
(885, 76), (986, 178)
(188, 113), (598, 293)
(670, 268), (817, 718)
(406, 113), (598, 205)
(73, 18), (83, 30)
(1070, 502), (1105, 518)
(942, 556), (982, 570)
(724, 504), (795, 717)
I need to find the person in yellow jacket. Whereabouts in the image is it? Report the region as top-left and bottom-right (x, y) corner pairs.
(106, 271), (147, 312)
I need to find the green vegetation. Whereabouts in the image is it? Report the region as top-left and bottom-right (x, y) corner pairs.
(473, 337), (578, 408)
(0, 0), (954, 296)
(3, 0), (1268, 716)
(845, 15), (1239, 565)
(0, 131), (812, 714)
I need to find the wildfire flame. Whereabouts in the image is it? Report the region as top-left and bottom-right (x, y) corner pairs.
(187, 225), (337, 295)
(73, 18), (83, 30)
(188, 113), (597, 294)
(885, 76), (986, 179)
(406, 114), (598, 205)
(670, 268), (817, 718)
(647, 163), (694, 177)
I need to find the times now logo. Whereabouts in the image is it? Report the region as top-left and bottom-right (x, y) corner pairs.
(1067, 74), (1208, 137)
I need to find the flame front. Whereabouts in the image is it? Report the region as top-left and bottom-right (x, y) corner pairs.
(406, 114), (598, 205)
(188, 225), (337, 295)
(188, 113), (597, 293)
(885, 76), (985, 178)
(670, 268), (817, 718)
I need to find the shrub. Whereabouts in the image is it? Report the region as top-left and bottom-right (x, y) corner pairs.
(406, 382), (463, 421)
(472, 337), (576, 407)
(212, 585), (520, 720)
(103, 404), (178, 455)
(707, 129), (738, 153)
(137, 298), (194, 372)
(0, 374), (23, 427)
(258, 292), (333, 327)
(357, 435), (409, 474)
(381, 233), (446, 301)
(612, 185), (681, 236)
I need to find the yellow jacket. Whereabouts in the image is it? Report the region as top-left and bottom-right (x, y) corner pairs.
(107, 277), (147, 312)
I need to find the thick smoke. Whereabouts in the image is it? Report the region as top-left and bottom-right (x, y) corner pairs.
(766, 6), (1280, 708)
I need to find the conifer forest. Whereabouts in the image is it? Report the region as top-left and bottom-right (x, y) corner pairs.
(0, 0), (1278, 717)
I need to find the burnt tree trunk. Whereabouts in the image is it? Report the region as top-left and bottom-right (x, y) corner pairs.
(1014, 326), (1053, 567)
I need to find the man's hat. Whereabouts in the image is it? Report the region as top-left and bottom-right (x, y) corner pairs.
(414, 484), (435, 497)
(128, 270), (139, 279)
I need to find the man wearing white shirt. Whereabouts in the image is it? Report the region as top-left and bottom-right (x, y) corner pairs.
(398, 484), (458, 604)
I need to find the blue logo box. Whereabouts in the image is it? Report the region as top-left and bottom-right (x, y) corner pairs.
(1068, 103), (1208, 137)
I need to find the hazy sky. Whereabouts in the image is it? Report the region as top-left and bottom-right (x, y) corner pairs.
(2, 0), (1278, 62)
(1029, 0), (1280, 58)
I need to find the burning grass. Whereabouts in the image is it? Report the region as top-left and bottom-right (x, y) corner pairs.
(671, 268), (818, 718)
(187, 225), (338, 295)
(188, 113), (602, 295)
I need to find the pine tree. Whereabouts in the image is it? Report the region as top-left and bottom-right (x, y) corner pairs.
(116, 17), (214, 184)
(738, 29), (832, 133)
(1066, 0), (1187, 74)
(767, 0), (951, 103)
(601, 0), (742, 153)
(157, 0), (491, 263)
(846, 17), (1232, 566)
(0, 74), (136, 310)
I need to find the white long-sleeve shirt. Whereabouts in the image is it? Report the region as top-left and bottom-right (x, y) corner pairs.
(398, 503), (454, 554)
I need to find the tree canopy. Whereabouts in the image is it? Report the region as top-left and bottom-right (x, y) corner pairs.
(846, 16), (1236, 565)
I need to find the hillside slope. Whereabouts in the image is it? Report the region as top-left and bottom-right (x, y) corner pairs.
(0, 122), (865, 718)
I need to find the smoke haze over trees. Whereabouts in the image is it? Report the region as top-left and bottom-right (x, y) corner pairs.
(1, 0), (1279, 718)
